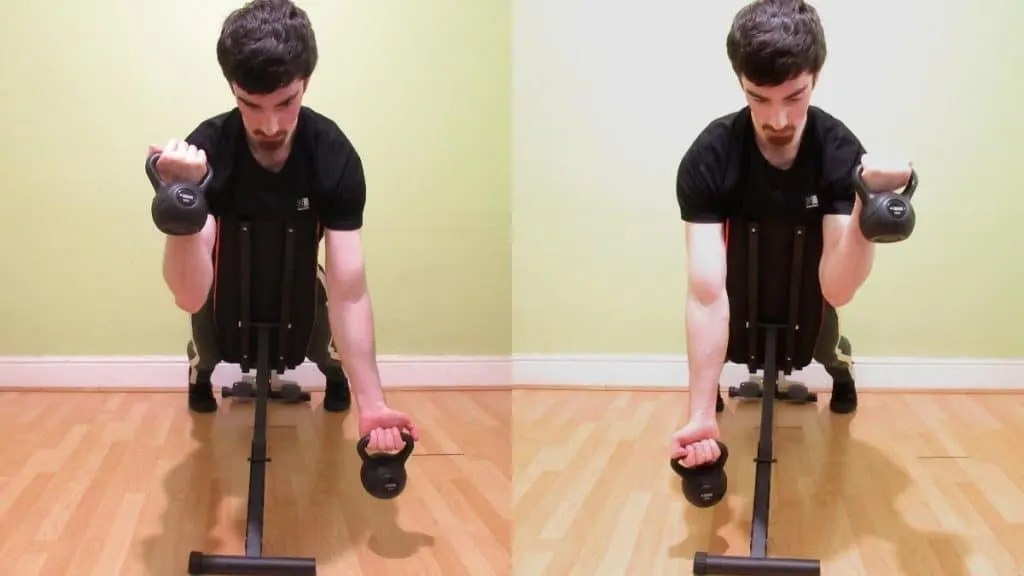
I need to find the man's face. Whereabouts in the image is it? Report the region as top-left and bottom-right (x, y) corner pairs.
(740, 72), (815, 149)
(232, 80), (306, 153)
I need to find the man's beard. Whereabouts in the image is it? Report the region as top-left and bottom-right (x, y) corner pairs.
(253, 136), (287, 152)
(763, 128), (796, 147)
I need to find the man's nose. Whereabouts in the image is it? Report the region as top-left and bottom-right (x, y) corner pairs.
(768, 108), (787, 129)
(263, 116), (280, 134)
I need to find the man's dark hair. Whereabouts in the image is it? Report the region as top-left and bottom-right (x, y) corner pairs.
(216, 0), (318, 94)
(726, 0), (826, 87)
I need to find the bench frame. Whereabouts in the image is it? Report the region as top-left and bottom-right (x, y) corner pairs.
(187, 222), (318, 576)
(693, 221), (822, 576)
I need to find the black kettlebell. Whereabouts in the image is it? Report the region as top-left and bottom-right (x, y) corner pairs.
(358, 431), (415, 500)
(145, 152), (213, 236)
(670, 440), (729, 508)
(853, 163), (918, 243)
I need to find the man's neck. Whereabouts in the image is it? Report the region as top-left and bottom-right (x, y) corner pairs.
(755, 125), (805, 171)
(248, 138), (293, 173)
(757, 140), (799, 170)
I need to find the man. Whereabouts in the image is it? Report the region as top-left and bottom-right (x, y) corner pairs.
(670, 0), (912, 469)
(150, 0), (418, 454)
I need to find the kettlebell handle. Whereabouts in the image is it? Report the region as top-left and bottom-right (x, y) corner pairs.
(852, 164), (918, 201)
(357, 431), (415, 462)
(669, 440), (730, 477)
(145, 151), (214, 193)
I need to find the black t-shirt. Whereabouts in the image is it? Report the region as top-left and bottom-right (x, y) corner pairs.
(183, 106), (364, 328)
(676, 105), (866, 226)
(676, 106), (866, 336)
(185, 105), (366, 233)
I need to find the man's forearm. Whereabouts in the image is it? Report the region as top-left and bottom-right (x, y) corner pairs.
(821, 202), (875, 307)
(685, 288), (729, 421)
(162, 215), (216, 313)
(327, 285), (386, 411)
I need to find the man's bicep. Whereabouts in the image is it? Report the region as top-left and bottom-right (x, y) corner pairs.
(686, 222), (727, 302)
(820, 213), (853, 302)
(821, 213), (852, 255)
(324, 229), (367, 297)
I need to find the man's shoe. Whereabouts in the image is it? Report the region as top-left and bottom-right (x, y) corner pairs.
(829, 380), (857, 414)
(189, 381), (218, 413)
(828, 336), (857, 414)
(323, 378), (352, 412)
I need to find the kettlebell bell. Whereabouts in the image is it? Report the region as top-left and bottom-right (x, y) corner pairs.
(853, 164), (918, 243)
(358, 431), (415, 500)
(145, 152), (213, 236)
(670, 440), (729, 508)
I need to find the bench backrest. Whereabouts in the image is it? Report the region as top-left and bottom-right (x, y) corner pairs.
(211, 216), (321, 372)
(724, 217), (825, 374)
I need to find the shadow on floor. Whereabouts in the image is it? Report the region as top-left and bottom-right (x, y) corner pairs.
(137, 398), (433, 575)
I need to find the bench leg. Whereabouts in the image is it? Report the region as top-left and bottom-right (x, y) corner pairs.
(727, 373), (818, 405)
(222, 372), (312, 404)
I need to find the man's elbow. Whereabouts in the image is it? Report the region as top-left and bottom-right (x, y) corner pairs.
(821, 283), (856, 309)
(819, 289), (851, 307)
(326, 266), (367, 304)
(175, 294), (206, 315)
(819, 251), (869, 309)
(688, 270), (726, 307)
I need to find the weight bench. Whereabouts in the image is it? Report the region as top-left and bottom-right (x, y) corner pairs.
(188, 216), (322, 576)
(693, 216), (824, 575)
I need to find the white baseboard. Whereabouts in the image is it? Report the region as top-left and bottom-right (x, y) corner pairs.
(512, 354), (1024, 391)
(1, 354), (1022, 392)
(0, 355), (511, 390)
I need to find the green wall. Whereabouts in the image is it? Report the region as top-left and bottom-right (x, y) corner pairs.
(512, 0), (1024, 358)
(0, 0), (512, 356)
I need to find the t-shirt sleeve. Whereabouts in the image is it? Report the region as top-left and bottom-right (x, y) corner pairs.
(185, 120), (219, 154)
(676, 135), (728, 223)
(183, 115), (231, 215)
(318, 133), (367, 231)
(821, 122), (867, 216)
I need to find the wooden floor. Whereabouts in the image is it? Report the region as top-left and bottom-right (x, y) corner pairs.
(515, 390), (1024, 576)
(2, 388), (1023, 575)
(0, 389), (511, 576)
